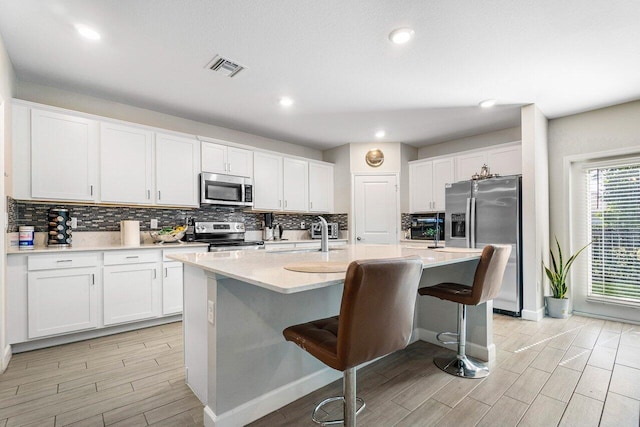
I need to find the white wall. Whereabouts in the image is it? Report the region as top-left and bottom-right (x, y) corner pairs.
(417, 127), (521, 159)
(14, 81), (323, 162)
(322, 144), (350, 214)
(521, 105), (550, 321)
(400, 144), (418, 212)
(349, 142), (401, 174)
(0, 32), (16, 372)
(549, 100), (640, 322)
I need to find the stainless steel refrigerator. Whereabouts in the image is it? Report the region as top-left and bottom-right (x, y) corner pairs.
(445, 176), (522, 316)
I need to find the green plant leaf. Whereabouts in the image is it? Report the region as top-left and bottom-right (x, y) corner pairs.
(543, 237), (591, 299)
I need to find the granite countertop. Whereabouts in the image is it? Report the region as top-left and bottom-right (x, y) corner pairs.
(168, 244), (480, 294)
(7, 241), (210, 255)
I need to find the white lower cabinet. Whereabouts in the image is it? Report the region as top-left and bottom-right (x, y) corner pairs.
(27, 267), (99, 338)
(103, 262), (161, 326)
(7, 245), (206, 345)
(162, 262), (184, 315)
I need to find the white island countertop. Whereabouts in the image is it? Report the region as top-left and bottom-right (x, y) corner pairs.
(168, 244), (481, 294)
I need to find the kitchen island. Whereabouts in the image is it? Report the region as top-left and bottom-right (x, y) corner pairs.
(168, 244), (490, 427)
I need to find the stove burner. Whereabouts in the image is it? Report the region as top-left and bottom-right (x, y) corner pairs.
(192, 221), (263, 251)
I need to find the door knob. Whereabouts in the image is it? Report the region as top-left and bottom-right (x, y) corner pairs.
(356, 237), (362, 241)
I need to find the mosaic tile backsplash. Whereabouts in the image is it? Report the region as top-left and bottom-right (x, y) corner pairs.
(401, 213), (411, 232)
(7, 198), (348, 233)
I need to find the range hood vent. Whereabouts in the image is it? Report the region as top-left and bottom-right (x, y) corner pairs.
(207, 55), (245, 77)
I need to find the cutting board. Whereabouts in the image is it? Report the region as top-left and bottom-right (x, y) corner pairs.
(433, 247), (484, 254)
(284, 262), (349, 273)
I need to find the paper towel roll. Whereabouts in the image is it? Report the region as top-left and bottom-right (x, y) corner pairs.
(121, 220), (141, 247)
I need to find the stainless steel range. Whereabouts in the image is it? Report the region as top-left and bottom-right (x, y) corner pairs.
(193, 222), (264, 252)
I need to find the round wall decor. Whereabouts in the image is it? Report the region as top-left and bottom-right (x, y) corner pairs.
(365, 149), (384, 167)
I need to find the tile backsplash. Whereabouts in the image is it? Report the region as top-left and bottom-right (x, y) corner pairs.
(7, 197), (348, 233)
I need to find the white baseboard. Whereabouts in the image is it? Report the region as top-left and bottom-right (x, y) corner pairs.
(1, 345), (12, 373)
(521, 307), (545, 322)
(203, 366), (342, 427)
(414, 327), (494, 362)
(11, 315), (182, 353)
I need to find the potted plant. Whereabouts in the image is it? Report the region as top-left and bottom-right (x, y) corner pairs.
(543, 237), (590, 318)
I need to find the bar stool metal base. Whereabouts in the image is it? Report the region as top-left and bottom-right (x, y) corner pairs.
(311, 397), (366, 426)
(434, 354), (490, 379)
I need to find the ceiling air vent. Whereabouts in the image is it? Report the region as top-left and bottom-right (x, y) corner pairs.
(207, 55), (245, 77)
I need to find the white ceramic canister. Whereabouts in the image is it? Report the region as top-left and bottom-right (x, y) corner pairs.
(19, 226), (35, 249)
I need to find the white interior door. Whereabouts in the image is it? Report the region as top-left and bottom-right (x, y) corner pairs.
(354, 175), (398, 244)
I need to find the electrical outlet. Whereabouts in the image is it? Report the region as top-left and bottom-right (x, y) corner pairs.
(207, 300), (215, 325)
(300, 221), (306, 229)
(150, 219), (158, 229)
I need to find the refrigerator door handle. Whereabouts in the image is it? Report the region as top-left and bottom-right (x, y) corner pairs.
(470, 197), (477, 249)
(465, 197), (472, 248)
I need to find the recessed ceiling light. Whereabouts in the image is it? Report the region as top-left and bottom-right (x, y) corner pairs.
(75, 24), (101, 41)
(479, 99), (497, 108)
(389, 28), (415, 45)
(279, 96), (294, 107)
(375, 130), (386, 138)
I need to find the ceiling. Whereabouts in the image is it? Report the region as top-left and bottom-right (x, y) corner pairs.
(1, 0), (639, 150)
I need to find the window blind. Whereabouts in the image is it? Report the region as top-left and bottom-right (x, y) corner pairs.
(586, 162), (640, 304)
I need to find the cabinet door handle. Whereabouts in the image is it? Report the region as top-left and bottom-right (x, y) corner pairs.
(164, 267), (168, 278)
(56, 259), (72, 263)
(284, 200), (287, 208)
(227, 163), (231, 172)
(278, 200), (282, 207)
(153, 269), (157, 279)
(126, 256), (139, 259)
(91, 274), (95, 286)
(310, 201), (313, 209)
(147, 190), (151, 199)
(90, 185), (94, 196)
(158, 190), (161, 200)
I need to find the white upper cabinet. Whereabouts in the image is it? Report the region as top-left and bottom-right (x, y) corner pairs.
(201, 141), (226, 174)
(254, 153), (334, 213)
(227, 147), (253, 177)
(454, 143), (522, 181)
(409, 158), (454, 213)
(31, 109), (99, 201)
(201, 141), (253, 178)
(409, 161), (434, 213)
(155, 133), (200, 207)
(487, 144), (522, 177)
(13, 101), (332, 211)
(253, 152), (284, 210)
(455, 151), (487, 182)
(100, 123), (154, 204)
(432, 158), (455, 211)
(283, 158), (309, 212)
(308, 162), (334, 213)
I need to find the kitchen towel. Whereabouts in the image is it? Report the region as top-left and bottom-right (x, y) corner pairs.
(120, 220), (141, 246)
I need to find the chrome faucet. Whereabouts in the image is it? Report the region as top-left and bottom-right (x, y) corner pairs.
(318, 216), (329, 252)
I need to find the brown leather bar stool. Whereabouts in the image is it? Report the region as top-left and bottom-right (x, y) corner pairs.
(283, 256), (423, 427)
(418, 244), (511, 379)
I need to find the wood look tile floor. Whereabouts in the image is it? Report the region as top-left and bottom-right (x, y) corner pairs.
(250, 314), (640, 427)
(2, 315), (640, 427)
(0, 322), (203, 427)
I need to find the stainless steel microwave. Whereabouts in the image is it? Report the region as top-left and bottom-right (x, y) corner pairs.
(200, 172), (253, 207)
(310, 222), (339, 239)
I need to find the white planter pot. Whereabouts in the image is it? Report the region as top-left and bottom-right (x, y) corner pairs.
(546, 296), (570, 319)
